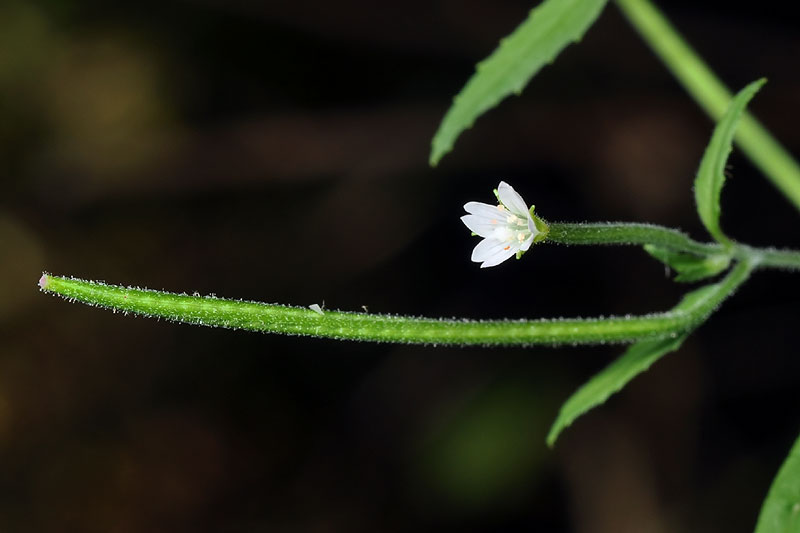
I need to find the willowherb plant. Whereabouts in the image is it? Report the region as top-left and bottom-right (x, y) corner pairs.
(39, 0), (800, 530)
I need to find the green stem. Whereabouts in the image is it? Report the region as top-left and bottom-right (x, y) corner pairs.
(548, 222), (800, 271)
(738, 245), (800, 271)
(614, 0), (800, 211)
(38, 262), (751, 346)
(548, 222), (721, 255)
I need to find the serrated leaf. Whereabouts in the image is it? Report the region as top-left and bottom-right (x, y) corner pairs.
(429, 0), (609, 166)
(546, 282), (718, 447)
(694, 79), (766, 245)
(644, 244), (731, 283)
(755, 431), (800, 533)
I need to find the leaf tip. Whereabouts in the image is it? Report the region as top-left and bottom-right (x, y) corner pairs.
(740, 77), (767, 101)
(429, 144), (447, 167)
(545, 430), (559, 448)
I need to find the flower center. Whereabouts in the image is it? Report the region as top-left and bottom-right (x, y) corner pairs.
(492, 205), (532, 244)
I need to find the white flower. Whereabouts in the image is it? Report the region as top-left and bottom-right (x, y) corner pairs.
(461, 181), (540, 268)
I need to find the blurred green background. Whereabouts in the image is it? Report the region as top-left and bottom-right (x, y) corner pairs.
(1, 1), (799, 531)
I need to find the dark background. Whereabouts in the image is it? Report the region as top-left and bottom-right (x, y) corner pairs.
(1, 1), (798, 531)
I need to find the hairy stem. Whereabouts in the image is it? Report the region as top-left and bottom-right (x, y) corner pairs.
(738, 245), (800, 271)
(38, 262), (751, 346)
(548, 222), (800, 271)
(548, 222), (721, 255)
(615, 0), (800, 211)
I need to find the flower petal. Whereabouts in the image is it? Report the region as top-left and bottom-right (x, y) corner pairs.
(527, 216), (539, 236)
(520, 233), (535, 252)
(464, 201), (503, 219)
(460, 214), (498, 238)
(497, 181), (529, 217)
(471, 238), (518, 268)
(480, 246), (518, 268)
(471, 238), (507, 262)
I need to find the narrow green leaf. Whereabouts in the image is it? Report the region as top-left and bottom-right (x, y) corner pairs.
(546, 334), (687, 447)
(694, 79), (766, 245)
(429, 0), (609, 166)
(546, 281), (719, 447)
(616, 0), (800, 212)
(643, 244), (731, 283)
(755, 431), (800, 533)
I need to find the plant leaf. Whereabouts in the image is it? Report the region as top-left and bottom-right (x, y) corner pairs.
(546, 282), (720, 447)
(429, 0), (609, 166)
(644, 244), (731, 283)
(546, 334), (687, 447)
(755, 431), (800, 533)
(694, 79), (766, 245)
